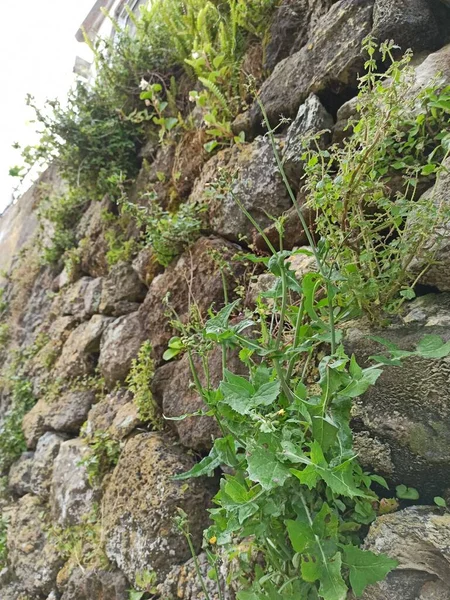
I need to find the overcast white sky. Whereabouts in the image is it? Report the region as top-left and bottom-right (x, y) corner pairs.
(0, 0), (95, 213)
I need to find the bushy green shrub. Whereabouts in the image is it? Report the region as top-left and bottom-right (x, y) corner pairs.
(119, 193), (204, 267)
(302, 38), (450, 318)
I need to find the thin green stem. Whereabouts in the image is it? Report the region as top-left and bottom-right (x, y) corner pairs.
(185, 531), (212, 600)
(257, 97), (337, 354)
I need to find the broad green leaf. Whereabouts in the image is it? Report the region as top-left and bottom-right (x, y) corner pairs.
(162, 347), (181, 361)
(319, 463), (366, 498)
(396, 484), (419, 500)
(285, 519), (315, 553)
(220, 376), (280, 415)
(301, 554), (320, 582)
(339, 368), (382, 398)
(280, 441), (308, 464)
(342, 545), (398, 597)
(415, 334), (450, 359)
(370, 474), (389, 489)
(252, 380), (281, 407)
(318, 552), (348, 600)
(313, 503), (339, 542)
(237, 592), (262, 600)
(224, 477), (250, 504)
(434, 496), (447, 507)
(246, 446), (291, 490)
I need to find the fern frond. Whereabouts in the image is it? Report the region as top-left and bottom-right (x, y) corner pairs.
(198, 77), (231, 116)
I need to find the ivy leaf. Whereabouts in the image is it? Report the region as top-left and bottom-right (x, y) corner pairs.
(246, 445), (291, 490)
(342, 545), (398, 597)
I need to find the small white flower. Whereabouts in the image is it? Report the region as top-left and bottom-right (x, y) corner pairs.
(139, 78), (149, 91)
(192, 51), (200, 60)
(189, 94), (196, 103)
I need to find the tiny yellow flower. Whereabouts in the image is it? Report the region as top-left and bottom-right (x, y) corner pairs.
(277, 409), (286, 416)
(209, 536), (217, 545)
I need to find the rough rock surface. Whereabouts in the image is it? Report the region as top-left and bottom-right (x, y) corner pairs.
(132, 246), (164, 286)
(98, 311), (147, 388)
(51, 438), (100, 526)
(53, 315), (112, 379)
(99, 261), (147, 316)
(76, 197), (114, 278)
(361, 507), (450, 600)
(139, 236), (245, 362)
(245, 0), (374, 132)
(103, 433), (215, 583)
(372, 0), (441, 55)
(264, 0), (336, 71)
(345, 293), (450, 500)
(153, 347), (244, 451)
(191, 137), (291, 243)
(22, 390), (97, 449)
(8, 452), (34, 496)
(282, 93), (333, 187)
(60, 568), (129, 600)
(85, 388), (141, 440)
(7, 494), (63, 596)
(58, 276), (103, 320)
(30, 432), (67, 498)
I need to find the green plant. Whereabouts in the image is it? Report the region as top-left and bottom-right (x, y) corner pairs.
(0, 324), (10, 348)
(163, 44), (450, 599)
(0, 288), (8, 314)
(0, 515), (9, 569)
(303, 38), (450, 318)
(120, 194), (204, 267)
(37, 187), (88, 265)
(105, 229), (141, 267)
(126, 341), (162, 429)
(155, 0), (276, 149)
(50, 505), (108, 571)
(79, 431), (121, 486)
(0, 378), (35, 473)
(128, 569), (159, 599)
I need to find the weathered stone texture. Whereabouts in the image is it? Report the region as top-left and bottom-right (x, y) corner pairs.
(103, 433), (215, 583)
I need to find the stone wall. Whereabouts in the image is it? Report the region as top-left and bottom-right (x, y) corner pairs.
(2, 2), (450, 599)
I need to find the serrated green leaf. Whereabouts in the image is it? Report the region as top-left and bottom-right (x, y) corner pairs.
(246, 446), (291, 490)
(318, 552), (348, 600)
(342, 545), (398, 597)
